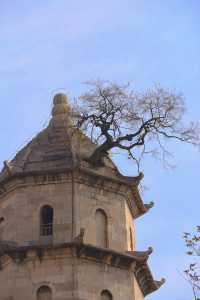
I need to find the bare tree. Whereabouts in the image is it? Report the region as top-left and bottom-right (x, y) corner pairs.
(183, 228), (200, 300)
(73, 80), (200, 171)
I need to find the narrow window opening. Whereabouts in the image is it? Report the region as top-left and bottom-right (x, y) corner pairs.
(0, 217), (5, 240)
(0, 217), (5, 224)
(95, 209), (108, 248)
(130, 227), (134, 251)
(40, 205), (53, 236)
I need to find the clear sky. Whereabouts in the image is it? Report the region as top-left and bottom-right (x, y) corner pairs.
(0, 1), (199, 299)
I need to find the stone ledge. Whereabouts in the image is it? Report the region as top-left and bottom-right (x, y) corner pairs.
(0, 241), (164, 296)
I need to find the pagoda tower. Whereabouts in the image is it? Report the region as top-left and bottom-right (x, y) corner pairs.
(0, 94), (164, 300)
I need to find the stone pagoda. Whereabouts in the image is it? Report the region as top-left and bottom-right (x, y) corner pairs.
(0, 94), (164, 300)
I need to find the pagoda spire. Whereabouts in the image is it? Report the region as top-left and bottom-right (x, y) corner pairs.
(50, 93), (72, 128)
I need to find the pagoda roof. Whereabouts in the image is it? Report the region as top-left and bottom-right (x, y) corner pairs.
(0, 94), (153, 218)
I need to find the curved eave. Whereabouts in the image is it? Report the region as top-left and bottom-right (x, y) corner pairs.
(114, 170), (154, 218)
(127, 247), (165, 296)
(134, 261), (165, 296)
(0, 164), (153, 218)
(127, 185), (154, 219)
(0, 241), (165, 296)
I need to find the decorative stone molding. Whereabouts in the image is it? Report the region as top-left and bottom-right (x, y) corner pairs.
(0, 167), (152, 219)
(0, 242), (164, 296)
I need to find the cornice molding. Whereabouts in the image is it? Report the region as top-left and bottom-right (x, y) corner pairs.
(0, 167), (153, 219)
(0, 241), (164, 296)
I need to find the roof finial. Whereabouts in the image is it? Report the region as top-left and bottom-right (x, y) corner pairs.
(52, 93), (70, 117)
(50, 93), (72, 128)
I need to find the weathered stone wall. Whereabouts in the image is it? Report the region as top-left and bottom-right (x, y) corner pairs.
(0, 172), (135, 252)
(134, 277), (145, 300)
(77, 259), (135, 300)
(0, 250), (138, 300)
(0, 172), (143, 299)
(124, 202), (136, 251)
(0, 179), (73, 245)
(0, 249), (73, 300)
(74, 181), (134, 252)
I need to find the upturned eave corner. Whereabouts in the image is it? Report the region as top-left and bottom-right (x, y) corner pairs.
(130, 247), (165, 296)
(124, 177), (154, 219)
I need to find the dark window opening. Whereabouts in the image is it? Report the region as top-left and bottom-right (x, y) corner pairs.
(37, 285), (52, 300)
(0, 217), (5, 224)
(40, 205), (53, 236)
(101, 290), (113, 300)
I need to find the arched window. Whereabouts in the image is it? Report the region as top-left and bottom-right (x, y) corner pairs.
(101, 290), (113, 300)
(40, 205), (53, 236)
(95, 209), (108, 248)
(37, 286), (52, 300)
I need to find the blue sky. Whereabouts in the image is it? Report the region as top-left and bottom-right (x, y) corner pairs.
(0, 1), (199, 299)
